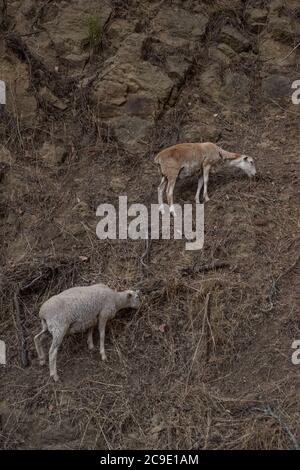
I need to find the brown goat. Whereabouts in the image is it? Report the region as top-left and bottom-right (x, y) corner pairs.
(154, 142), (256, 215)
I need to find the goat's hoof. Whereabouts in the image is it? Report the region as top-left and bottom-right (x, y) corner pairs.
(169, 205), (177, 217)
(51, 374), (59, 382)
(88, 344), (94, 351)
(39, 359), (46, 366)
(204, 196), (210, 203)
(101, 354), (107, 362)
(159, 204), (165, 214)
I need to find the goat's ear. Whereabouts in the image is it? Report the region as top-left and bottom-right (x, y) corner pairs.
(127, 292), (133, 299)
(243, 155), (248, 161)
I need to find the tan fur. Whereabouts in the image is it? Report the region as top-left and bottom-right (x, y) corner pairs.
(154, 142), (241, 208)
(155, 142), (240, 176)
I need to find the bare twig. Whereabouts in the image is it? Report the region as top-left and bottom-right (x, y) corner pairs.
(255, 405), (300, 450)
(140, 227), (152, 275)
(180, 261), (230, 276)
(279, 42), (300, 63)
(185, 293), (211, 392)
(13, 292), (30, 368)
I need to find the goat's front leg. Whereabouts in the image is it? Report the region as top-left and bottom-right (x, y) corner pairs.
(166, 178), (177, 216)
(87, 327), (94, 350)
(98, 316), (108, 361)
(203, 165), (210, 202)
(195, 175), (204, 204)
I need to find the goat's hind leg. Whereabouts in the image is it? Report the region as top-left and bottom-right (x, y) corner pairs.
(98, 316), (108, 362)
(166, 177), (177, 216)
(203, 165), (210, 202)
(87, 327), (94, 350)
(195, 175), (204, 204)
(34, 319), (48, 366)
(158, 176), (167, 214)
(49, 328), (66, 382)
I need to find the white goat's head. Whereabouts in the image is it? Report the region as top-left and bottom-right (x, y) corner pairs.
(230, 154), (257, 177)
(125, 290), (141, 309)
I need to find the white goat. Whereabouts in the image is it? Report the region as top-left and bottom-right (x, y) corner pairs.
(34, 284), (140, 381)
(154, 142), (257, 214)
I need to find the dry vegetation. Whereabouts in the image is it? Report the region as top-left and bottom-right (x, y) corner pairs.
(0, 0), (300, 450)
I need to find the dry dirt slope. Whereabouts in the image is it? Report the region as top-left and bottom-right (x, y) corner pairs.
(0, 0), (300, 449)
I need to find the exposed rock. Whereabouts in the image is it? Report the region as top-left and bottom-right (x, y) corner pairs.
(63, 52), (89, 67)
(109, 115), (153, 153)
(223, 71), (251, 106)
(0, 55), (37, 122)
(92, 33), (174, 150)
(152, 6), (209, 49)
(13, 0), (112, 74)
(262, 75), (292, 99)
(39, 87), (68, 110)
(39, 142), (67, 165)
(107, 19), (135, 45)
(217, 43), (237, 59)
(0, 0), (7, 27)
(268, 15), (300, 42)
(142, 37), (192, 81)
(199, 65), (222, 102)
(89, 6), (209, 151)
(2, 0), (296, 154)
(208, 46), (232, 65)
(94, 54), (173, 119)
(259, 37), (299, 65)
(245, 8), (268, 32)
(269, 0), (285, 13)
(219, 25), (251, 53)
(44, 0), (112, 58)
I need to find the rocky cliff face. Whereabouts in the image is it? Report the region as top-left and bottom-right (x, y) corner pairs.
(0, 0), (299, 155)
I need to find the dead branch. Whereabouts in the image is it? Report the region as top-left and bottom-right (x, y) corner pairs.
(185, 292), (211, 392)
(180, 260), (230, 276)
(31, 0), (53, 30)
(11, 264), (71, 368)
(205, 293), (215, 362)
(13, 292), (30, 368)
(279, 42), (300, 63)
(0, 1), (7, 28)
(139, 227), (152, 276)
(255, 405), (300, 450)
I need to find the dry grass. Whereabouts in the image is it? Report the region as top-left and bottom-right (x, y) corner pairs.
(0, 0), (300, 450)
(1, 108), (299, 448)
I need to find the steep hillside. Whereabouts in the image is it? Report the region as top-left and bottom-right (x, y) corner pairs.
(0, 0), (299, 449)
